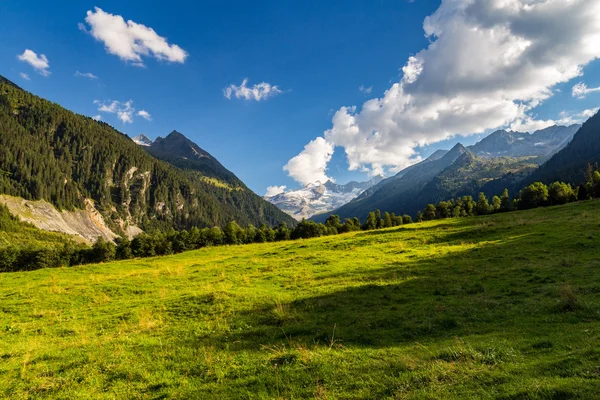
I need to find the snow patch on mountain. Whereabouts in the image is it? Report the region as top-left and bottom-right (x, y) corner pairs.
(265, 176), (383, 221)
(132, 134), (153, 146)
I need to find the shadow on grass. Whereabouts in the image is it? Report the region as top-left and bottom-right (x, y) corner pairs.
(166, 203), (600, 354)
(167, 236), (553, 350)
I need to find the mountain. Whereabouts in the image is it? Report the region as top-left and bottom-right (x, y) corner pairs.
(312, 144), (468, 222)
(132, 134), (153, 146)
(266, 176), (383, 220)
(410, 151), (538, 213)
(527, 111), (600, 185)
(468, 125), (580, 159)
(144, 130), (241, 185)
(311, 124), (581, 222)
(0, 74), (294, 241)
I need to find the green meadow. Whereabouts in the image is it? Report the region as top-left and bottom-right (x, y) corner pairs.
(2, 201), (600, 399)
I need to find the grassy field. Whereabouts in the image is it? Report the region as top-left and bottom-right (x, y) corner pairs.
(2, 201), (600, 399)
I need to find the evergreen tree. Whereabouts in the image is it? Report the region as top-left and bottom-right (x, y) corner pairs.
(491, 196), (501, 212)
(363, 212), (378, 230)
(476, 193), (491, 215)
(423, 204), (437, 220)
(500, 189), (512, 212)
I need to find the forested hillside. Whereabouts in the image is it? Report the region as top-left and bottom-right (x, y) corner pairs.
(0, 75), (294, 235)
(528, 110), (600, 185)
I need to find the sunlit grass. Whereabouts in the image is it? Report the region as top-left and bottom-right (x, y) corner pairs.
(2, 200), (600, 398)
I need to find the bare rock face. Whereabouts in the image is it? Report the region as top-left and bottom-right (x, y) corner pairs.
(0, 195), (142, 244)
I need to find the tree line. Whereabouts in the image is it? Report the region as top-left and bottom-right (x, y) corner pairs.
(415, 163), (600, 221)
(2, 164), (600, 272)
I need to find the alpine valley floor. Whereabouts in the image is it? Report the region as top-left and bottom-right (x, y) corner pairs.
(2, 201), (600, 399)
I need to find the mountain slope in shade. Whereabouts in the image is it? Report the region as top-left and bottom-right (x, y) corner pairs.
(469, 125), (580, 158)
(312, 144), (467, 222)
(134, 130), (296, 226)
(527, 111), (600, 185)
(132, 134), (153, 146)
(266, 176), (383, 221)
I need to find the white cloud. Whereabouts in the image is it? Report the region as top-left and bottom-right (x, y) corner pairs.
(75, 71), (98, 79)
(579, 108), (600, 119)
(94, 100), (139, 124)
(17, 49), (50, 76)
(572, 82), (600, 99)
(359, 85), (373, 95)
(265, 185), (287, 197)
(284, 137), (334, 185)
(511, 107), (599, 130)
(555, 108), (600, 125)
(137, 110), (152, 120)
(285, 0), (600, 182)
(510, 117), (556, 133)
(224, 78), (282, 101)
(92, 115), (102, 121)
(19, 73), (30, 81)
(81, 7), (188, 67)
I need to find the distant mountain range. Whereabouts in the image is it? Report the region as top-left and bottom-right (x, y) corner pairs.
(311, 123), (588, 222)
(468, 125), (580, 160)
(265, 176), (382, 220)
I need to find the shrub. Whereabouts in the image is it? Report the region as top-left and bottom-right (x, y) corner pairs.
(519, 182), (549, 209)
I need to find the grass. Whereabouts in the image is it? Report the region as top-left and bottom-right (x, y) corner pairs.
(2, 201), (600, 398)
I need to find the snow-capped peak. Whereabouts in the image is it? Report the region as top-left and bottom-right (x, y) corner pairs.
(265, 176), (383, 220)
(132, 134), (153, 146)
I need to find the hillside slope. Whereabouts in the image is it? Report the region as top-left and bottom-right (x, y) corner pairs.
(528, 110), (600, 185)
(2, 201), (600, 398)
(0, 75), (294, 236)
(144, 130), (243, 186)
(312, 144), (468, 222)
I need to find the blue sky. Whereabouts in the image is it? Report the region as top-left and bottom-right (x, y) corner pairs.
(1, 1), (600, 196)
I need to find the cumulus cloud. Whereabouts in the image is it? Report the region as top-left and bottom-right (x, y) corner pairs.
(137, 110), (152, 120)
(572, 82), (600, 99)
(359, 85), (373, 95)
(92, 115), (102, 121)
(510, 117), (556, 133)
(265, 185), (287, 197)
(284, 137), (334, 185)
(80, 7), (187, 67)
(94, 100), (141, 124)
(75, 71), (98, 79)
(284, 0), (600, 183)
(224, 78), (283, 101)
(510, 107), (599, 131)
(19, 73), (30, 81)
(17, 49), (50, 76)
(554, 108), (600, 125)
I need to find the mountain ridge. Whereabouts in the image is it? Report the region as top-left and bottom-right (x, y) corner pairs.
(310, 123), (580, 223)
(0, 74), (295, 240)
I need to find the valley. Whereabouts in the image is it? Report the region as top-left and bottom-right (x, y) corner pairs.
(2, 2), (600, 398)
(1, 201), (600, 398)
